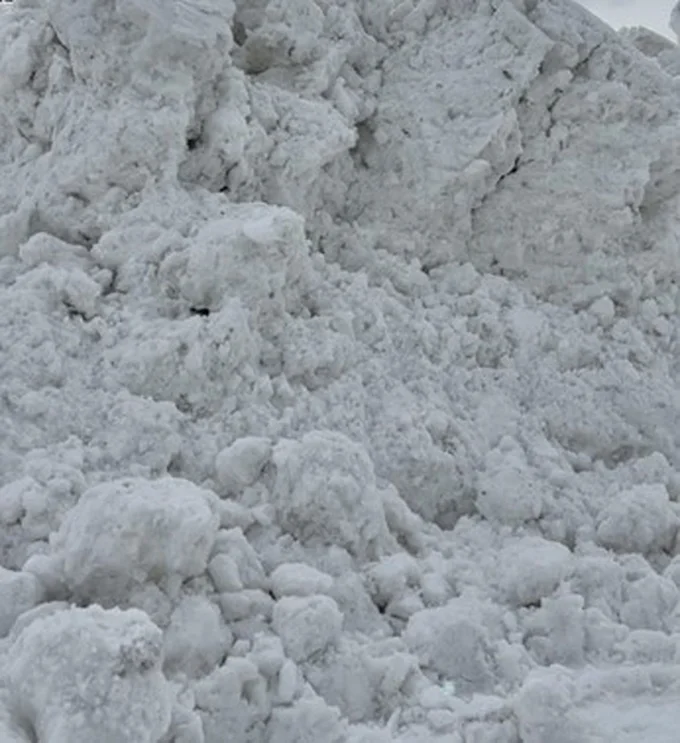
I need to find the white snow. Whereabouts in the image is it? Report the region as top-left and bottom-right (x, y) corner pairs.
(1, 0), (680, 740)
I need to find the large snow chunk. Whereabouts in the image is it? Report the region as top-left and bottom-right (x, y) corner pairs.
(596, 484), (678, 554)
(498, 537), (573, 607)
(513, 667), (586, 743)
(163, 595), (232, 679)
(272, 595), (343, 663)
(158, 204), (312, 318)
(265, 697), (347, 743)
(50, 477), (219, 605)
(112, 301), (259, 414)
(211, 528), (268, 589)
(215, 436), (272, 495)
(270, 563), (334, 598)
(194, 656), (269, 742)
(403, 597), (500, 694)
(0, 568), (44, 638)
(477, 446), (544, 526)
(271, 431), (389, 559)
(6, 605), (172, 742)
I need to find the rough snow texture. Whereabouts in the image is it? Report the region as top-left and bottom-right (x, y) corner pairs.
(1, 0), (680, 741)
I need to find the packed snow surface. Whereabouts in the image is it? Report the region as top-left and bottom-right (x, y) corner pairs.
(1, 0), (680, 740)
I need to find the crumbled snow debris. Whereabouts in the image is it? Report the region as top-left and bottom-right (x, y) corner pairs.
(595, 484), (679, 554)
(498, 538), (573, 607)
(49, 477), (219, 606)
(270, 562), (334, 598)
(272, 594), (343, 663)
(0, 567), (44, 637)
(163, 595), (232, 679)
(214, 437), (272, 495)
(271, 431), (390, 559)
(5, 605), (172, 742)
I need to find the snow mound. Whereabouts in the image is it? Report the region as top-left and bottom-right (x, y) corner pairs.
(2, 0), (680, 740)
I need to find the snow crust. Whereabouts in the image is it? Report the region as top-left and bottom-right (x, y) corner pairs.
(1, 0), (680, 740)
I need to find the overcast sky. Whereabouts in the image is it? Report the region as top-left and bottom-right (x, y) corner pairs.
(578, 0), (676, 39)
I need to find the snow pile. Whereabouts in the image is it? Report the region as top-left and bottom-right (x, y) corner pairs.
(1, 0), (680, 740)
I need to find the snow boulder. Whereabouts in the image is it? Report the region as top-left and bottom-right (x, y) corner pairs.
(498, 537), (573, 607)
(403, 596), (502, 694)
(513, 667), (585, 743)
(215, 436), (272, 495)
(157, 204), (312, 319)
(596, 484), (679, 554)
(265, 697), (347, 743)
(271, 431), (390, 559)
(0, 567), (44, 638)
(272, 595), (343, 663)
(50, 477), (219, 605)
(163, 595), (232, 679)
(5, 605), (172, 743)
(476, 447), (544, 526)
(270, 563), (334, 598)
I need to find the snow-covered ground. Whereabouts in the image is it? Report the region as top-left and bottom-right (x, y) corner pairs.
(1, 0), (680, 741)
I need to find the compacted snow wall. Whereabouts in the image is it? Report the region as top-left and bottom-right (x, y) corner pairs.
(1, 0), (680, 741)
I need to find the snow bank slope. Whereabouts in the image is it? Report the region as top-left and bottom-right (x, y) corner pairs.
(1, 0), (680, 741)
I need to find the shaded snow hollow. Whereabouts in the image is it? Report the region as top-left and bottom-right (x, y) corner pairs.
(1, 0), (680, 740)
